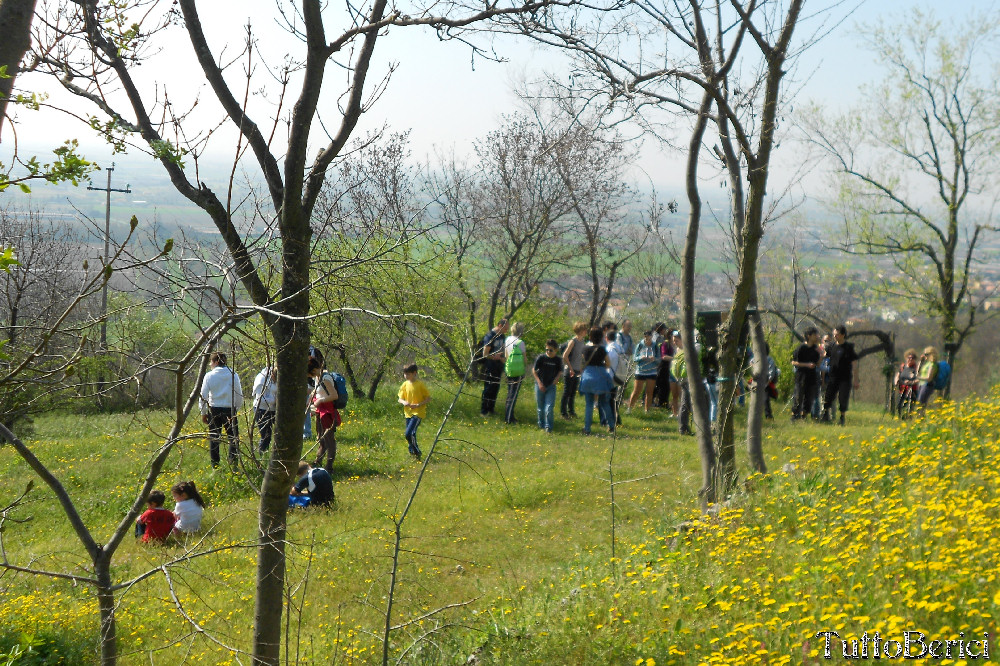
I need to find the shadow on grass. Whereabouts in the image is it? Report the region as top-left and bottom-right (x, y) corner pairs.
(332, 462), (387, 482)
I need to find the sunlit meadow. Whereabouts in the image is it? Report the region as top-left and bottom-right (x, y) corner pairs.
(1, 385), (997, 664)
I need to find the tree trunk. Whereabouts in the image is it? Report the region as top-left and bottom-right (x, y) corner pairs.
(253, 203), (311, 665)
(95, 555), (116, 666)
(746, 309), (767, 474)
(682, 92), (716, 510)
(336, 345), (365, 399)
(367, 332), (406, 400)
(430, 330), (464, 379)
(0, 0), (38, 139)
(712, 0), (799, 494)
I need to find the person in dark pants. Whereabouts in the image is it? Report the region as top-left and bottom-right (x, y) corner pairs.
(791, 327), (821, 421)
(605, 329), (626, 426)
(653, 324), (673, 410)
(503, 322), (527, 424)
(290, 461), (334, 507)
(821, 325), (859, 426)
(200, 352), (243, 468)
(480, 318), (508, 416)
(560, 321), (588, 418)
(252, 366), (277, 451)
(671, 333), (692, 435)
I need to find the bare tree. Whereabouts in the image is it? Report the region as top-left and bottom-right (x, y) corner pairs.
(0, 217), (198, 665)
(802, 10), (1000, 391)
(516, 0), (815, 501)
(0, 207), (83, 347)
(310, 130), (453, 398)
(544, 117), (655, 326)
(428, 114), (580, 352)
(29, 0), (579, 662)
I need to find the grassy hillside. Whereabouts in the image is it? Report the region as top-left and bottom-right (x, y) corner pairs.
(0, 385), (995, 664)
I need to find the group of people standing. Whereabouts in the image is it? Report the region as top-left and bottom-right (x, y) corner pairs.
(198, 344), (436, 509)
(479, 318), (704, 436)
(790, 324), (949, 425)
(198, 347), (341, 471)
(480, 318), (620, 435)
(790, 326), (859, 426)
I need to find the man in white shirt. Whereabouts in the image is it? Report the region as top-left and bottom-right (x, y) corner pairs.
(605, 329), (626, 426)
(616, 320), (634, 356)
(252, 366), (277, 452)
(200, 352), (244, 467)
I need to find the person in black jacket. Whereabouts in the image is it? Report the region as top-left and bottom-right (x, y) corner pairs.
(791, 327), (821, 421)
(290, 461), (334, 507)
(479, 319), (508, 416)
(821, 325), (859, 426)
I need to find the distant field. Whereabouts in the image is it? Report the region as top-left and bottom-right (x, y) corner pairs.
(0, 383), (993, 664)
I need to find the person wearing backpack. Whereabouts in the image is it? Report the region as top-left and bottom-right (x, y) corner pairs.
(307, 358), (340, 473)
(560, 321), (589, 419)
(916, 346), (940, 409)
(503, 322), (528, 424)
(479, 319), (508, 417)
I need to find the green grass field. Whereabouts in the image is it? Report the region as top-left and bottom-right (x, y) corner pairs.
(0, 384), (996, 664)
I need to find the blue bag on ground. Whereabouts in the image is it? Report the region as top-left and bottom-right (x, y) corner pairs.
(288, 494), (312, 508)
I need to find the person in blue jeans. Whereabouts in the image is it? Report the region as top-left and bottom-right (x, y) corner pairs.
(303, 345), (324, 440)
(532, 339), (563, 432)
(579, 327), (614, 435)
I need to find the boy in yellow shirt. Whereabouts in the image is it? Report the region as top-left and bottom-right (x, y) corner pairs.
(397, 363), (431, 460)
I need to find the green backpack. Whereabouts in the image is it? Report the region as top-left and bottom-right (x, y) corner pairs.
(505, 342), (526, 377)
(671, 349), (687, 381)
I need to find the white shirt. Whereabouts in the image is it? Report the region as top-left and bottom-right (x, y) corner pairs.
(606, 342), (626, 381)
(252, 368), (277, 412)
(173, 498), (204, 533)
(200, 365), (244, 414)
(504, 335), (525, 358)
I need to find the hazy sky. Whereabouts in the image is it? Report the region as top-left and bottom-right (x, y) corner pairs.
(6, 0), (999, 196)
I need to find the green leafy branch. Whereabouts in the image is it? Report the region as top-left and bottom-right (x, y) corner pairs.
(0, 140), (96, 193)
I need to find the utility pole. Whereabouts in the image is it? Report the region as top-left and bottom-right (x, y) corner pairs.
(87, 163), (131, 354)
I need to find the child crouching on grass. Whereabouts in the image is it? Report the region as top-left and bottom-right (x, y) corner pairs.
(397, 363), (430, 461)
(135, 490), (175, 544)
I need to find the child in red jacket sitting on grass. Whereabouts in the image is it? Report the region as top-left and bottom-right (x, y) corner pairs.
(135, 489), (176, 544)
